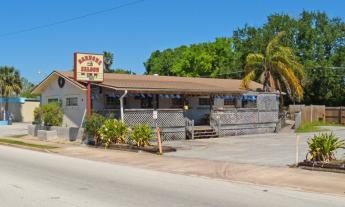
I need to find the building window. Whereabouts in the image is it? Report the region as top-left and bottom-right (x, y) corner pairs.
(242, 96), (257, 108)
(224, 98), (235, 107)
(198, 98), (210, 106)
(48, 98), (59, 103)
(105, 95), (119, 107)
(66, 97), (78, 106)
(141, 97), (153, 108)
(171, 98), (183, 108)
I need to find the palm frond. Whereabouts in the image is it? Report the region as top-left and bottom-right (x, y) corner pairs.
(241, 70), (256, 89)
(275, 61), (304, 100)
(265, 31), (286, 59)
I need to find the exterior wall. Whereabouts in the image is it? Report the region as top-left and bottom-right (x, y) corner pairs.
(0, 98), (40, 122)
(41, 76), (86, 127)
(8, 100), (40, 122)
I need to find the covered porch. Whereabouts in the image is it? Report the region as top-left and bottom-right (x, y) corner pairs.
(89, 83), (275, 140)
(90, 84), (254, 124)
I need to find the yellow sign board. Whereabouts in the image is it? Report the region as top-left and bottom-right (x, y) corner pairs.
(74, 53), (104, 82)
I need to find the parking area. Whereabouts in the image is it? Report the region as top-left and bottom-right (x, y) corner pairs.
(0, 122), (29, 137)
(167, 126), (345, 167)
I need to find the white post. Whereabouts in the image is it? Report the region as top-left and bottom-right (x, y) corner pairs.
(295, 135), (300, 165)
(120, 90), (128, 122)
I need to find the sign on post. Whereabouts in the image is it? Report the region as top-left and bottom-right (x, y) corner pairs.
(153, 110), (158, 120)
(74, 53), (104, 82)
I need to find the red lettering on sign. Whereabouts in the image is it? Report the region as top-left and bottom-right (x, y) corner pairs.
(77, 55), (103, 66)
(81, 67), (100, 72)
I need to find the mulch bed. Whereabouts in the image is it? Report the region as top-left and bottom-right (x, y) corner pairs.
(91, 143), (176, 154)
(298, 160), (345, 173)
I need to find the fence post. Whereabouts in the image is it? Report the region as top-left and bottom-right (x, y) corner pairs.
(217, 119), (221, 137)
(310, 104), (313, 122)
(339, 106), (342, 124)
(191, 120), (194, 140)
(294, 112), (301, 132)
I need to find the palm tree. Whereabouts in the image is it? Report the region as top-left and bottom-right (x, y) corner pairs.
(103, 51), (114, 73)
(241, 31), (304, 102)
(0, 66), (22, 120)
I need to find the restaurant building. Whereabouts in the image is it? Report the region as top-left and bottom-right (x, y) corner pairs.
(32, 53), (280, 140)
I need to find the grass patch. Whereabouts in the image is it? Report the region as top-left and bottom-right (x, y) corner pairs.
(296, 121), (345, 133)
(0, 138), (58, 149)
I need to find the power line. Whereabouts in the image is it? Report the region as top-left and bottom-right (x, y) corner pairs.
(0, 0), (144, 38)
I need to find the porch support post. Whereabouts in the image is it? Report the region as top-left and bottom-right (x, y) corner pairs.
(120, 90), (128, 122)
(155, 94), (159, 109)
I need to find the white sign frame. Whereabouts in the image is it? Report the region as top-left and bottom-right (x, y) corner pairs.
(74, 52), (104, 82)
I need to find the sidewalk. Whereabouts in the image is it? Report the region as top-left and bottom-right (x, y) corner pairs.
(5, 136), (345, 196)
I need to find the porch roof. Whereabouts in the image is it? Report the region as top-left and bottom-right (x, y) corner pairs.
(33, 70), (265, 95)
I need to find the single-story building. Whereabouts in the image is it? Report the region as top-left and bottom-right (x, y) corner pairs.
(0, 97), (40, 123)
(32, 70), (280, 139)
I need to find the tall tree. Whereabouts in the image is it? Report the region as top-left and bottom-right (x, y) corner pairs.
(241, 32), (304, 102)
(103, 51), (114, 73)
(303, 67), (345, 106)
(144, 38), (241, 78)
(0, 66), (22, 119)
(20, 77), (36, 98)
(112, 69), (136, 74)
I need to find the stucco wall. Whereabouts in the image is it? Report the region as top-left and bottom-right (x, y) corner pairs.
(41, 76), (86, 127)
(7, 100), (40, 122)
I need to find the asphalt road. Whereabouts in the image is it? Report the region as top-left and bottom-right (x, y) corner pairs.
(1, 145), (345, 207)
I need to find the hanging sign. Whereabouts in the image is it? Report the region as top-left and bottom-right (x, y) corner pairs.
(74, 52), (104, 82)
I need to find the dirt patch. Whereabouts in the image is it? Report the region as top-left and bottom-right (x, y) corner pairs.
(93, 144), (176, 153)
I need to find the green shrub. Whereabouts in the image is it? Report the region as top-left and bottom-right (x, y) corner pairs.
(33, 106), (42, 124)
(307, 132), (345, 162)
(34, 102), (64, 126)
(130, 124), (153, 147)
(83, 114), (106, 140)
(98, 119), (129, 148)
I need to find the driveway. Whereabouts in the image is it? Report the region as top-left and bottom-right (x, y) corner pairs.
(0, 122), (29, 137)
(167, 127), (345, 167)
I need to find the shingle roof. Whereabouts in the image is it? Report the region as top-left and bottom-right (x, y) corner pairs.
(33, 70), (264, 95)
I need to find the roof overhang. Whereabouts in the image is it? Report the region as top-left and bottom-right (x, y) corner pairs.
(32, 71), (87, 94)
(92, 82), (246, 96)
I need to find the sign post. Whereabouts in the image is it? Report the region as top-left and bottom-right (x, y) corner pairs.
(73, 52), (104, 116)
(153, 110), (162, 154)
(87, 82), (91, 116)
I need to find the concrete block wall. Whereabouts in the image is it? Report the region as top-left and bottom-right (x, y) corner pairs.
(28, 124), (84, 141)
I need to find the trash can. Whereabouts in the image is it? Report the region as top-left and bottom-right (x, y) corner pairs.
(7, 112), (13, 125)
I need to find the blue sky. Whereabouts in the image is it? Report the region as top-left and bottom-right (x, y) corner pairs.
(1, 0), (344, 83)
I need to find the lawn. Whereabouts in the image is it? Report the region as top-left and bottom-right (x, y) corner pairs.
(0, 138), (58, 149)
(296, 121), (345, 133)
